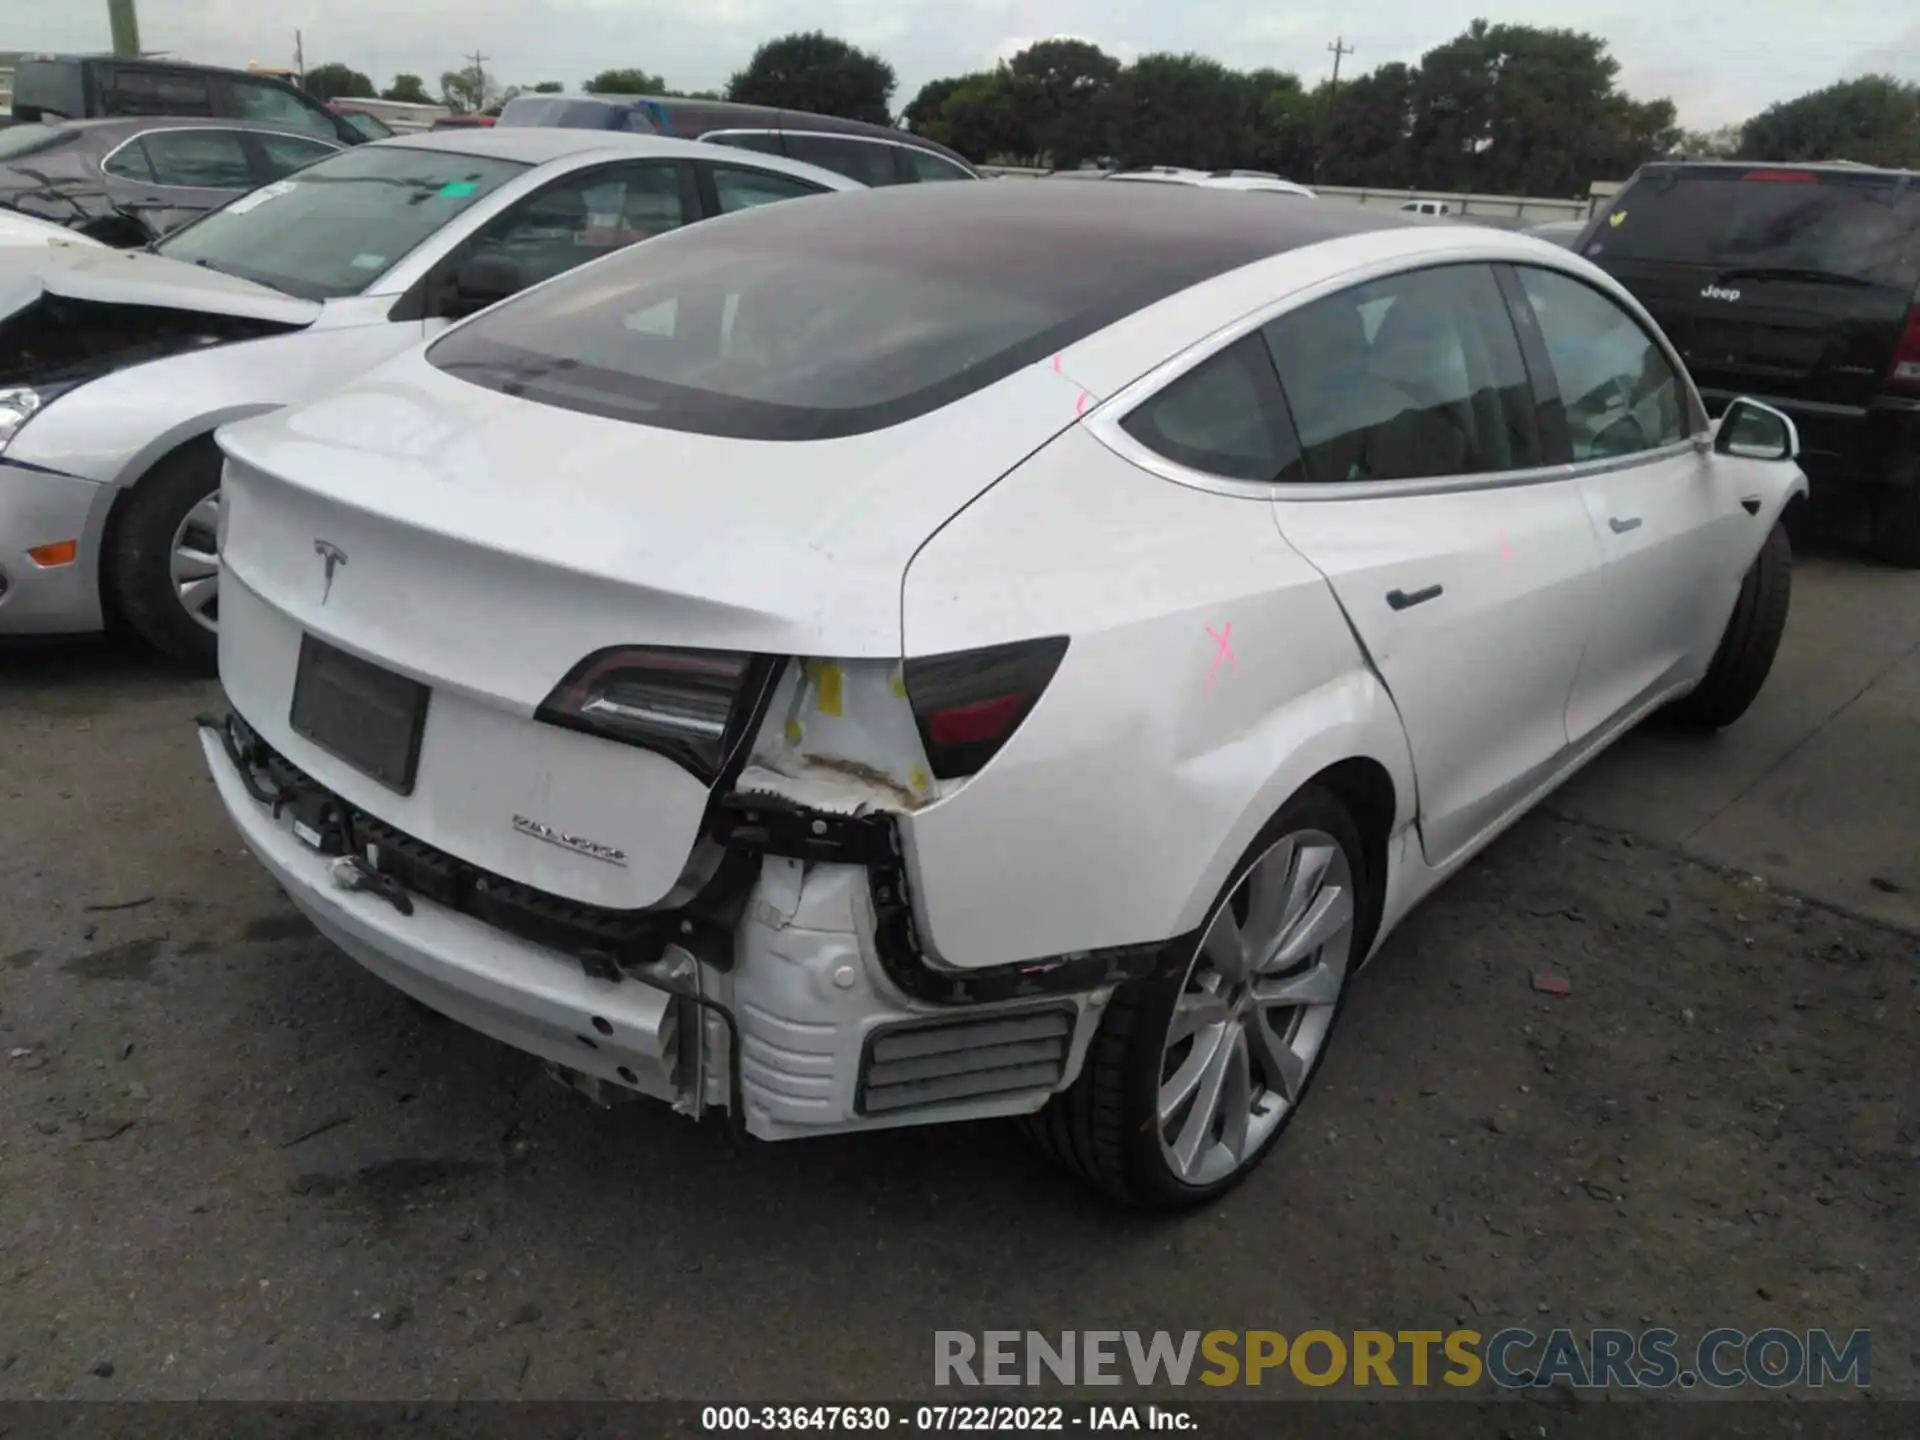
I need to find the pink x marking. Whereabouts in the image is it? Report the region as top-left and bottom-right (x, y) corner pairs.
(1204, 622), (1238, 688)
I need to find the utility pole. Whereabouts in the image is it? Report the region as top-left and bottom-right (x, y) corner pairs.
(1327, 36), (1355, 89)
(106, 0), (142, 57)
(466, 49), (490, 111)
(294, 28), (305, 84)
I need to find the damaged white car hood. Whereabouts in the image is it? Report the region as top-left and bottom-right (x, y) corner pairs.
(0, 244), (321, 328)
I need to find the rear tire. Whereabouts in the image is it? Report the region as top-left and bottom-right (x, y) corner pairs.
(1024, 785), (1369, 1211)
(105, 440), (222, 672)
(1669, 520), (1791, 730)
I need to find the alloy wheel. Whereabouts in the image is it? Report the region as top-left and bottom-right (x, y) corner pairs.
(168, 490), (221, 634)
(1157, 829), (1356, 1187)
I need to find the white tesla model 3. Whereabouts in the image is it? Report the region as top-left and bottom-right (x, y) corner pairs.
(202, 183), (1805, 1208)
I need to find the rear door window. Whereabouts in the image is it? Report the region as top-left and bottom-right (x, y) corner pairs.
(1118, 334), (1303, 482)
(1592, 169), (1920, 290)
(710, 165), (826, 213)
(900, 147), (972, 183)
(253, 132), (339, 181)
(463, 161), (688, 288)
(781, 132), (898, 187)
(101, 136), (157, 183)
(100, 67), (213, 117)
(136, 129), (254, 189)
(1264, 263), (1544, 484)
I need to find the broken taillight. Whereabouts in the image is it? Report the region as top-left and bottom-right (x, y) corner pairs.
(1889, 303), (1920, 393)
(903, 637), (1069, 780)
(537, 646), (755, 781)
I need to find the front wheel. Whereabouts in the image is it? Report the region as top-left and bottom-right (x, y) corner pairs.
(105, 441), (222, 671)
(1669, 519), (1791, 731)
(1025, 785), (1368, 1210)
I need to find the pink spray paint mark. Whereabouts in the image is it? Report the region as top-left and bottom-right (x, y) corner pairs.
(1074, 390), (1090, 416)
(1498, 531), (1516, 561)
(1204, 622), (1238, 689)
(1051, 353), (1063, 373)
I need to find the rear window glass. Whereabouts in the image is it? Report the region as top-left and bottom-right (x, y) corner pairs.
(427, 188), (1285, 440)
(497, 96), (656, 133)
(0, 124), (72, 162)
(102, 68), (212, 117)
(1590, 170), (1920, 289)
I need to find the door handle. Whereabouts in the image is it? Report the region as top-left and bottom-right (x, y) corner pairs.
(1609, 516), (1643, 534)
(1386, 584), (1443, 611)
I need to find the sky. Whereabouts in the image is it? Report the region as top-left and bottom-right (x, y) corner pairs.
(3, 0), (1916, 130)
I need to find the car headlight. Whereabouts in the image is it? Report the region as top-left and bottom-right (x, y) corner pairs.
(0, 386), (45, 452)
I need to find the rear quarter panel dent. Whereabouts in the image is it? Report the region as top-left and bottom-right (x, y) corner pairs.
(899, 427), (1416, 969)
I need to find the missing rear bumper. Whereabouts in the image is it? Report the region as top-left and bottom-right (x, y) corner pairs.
(710, 789), (1180, 1006)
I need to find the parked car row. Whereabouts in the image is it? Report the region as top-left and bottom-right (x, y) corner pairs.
(0, 116), (343, 245)
(0, 129), (857, 662)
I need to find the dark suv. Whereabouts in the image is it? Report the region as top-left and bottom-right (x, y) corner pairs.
(493, 93), (976, 187)
(1577, 161), (1920, 563)
(9, 54), (366, 148)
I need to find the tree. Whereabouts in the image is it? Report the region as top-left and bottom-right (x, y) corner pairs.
(910, 70), (1034, 162)
(1400, 21), (1676, 196)
(1316, 61), (1418, 185)
(382, 73), (433, 104)
(441, 62), (498, 114)
(903, 75), (973, 134)
(585, 67), (665, 95)
(1239, 68), (1318, 180)
(303, 62), (374, 103)
(727, 32), (895, 125)
(1671, 123), (1742, 158)
(1006, 38), (1119, 170)
(531, 80), (565, 94)
(1107, 54), (1252, 171)
(1740, 75), (1920, 168)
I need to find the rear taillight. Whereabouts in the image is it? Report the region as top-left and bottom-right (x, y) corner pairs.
(903, 637), (1069, 780)
(1890, 304), (1920, 392)
(538, 646), (753, 780)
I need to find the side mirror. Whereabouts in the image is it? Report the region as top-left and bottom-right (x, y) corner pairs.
(448, 254), (529, 316)
(1713, 396), (1798, 462)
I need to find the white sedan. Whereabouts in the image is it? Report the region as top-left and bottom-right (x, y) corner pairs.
(0, 210), (104, 248)
(0, 130), (855, 665)
(202, 182), (1804, 1209)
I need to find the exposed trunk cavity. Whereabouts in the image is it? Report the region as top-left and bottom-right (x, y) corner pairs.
(733, 658), (937, 816)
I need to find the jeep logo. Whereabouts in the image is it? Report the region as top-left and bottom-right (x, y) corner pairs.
(1700, 284), (1742, 302)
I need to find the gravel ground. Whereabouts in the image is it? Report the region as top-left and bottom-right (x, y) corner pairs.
(1, 639), (1914, 1404)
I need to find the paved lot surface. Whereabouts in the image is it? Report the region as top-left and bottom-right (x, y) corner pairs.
(1556, 552), (1920, 935)
(1, 551), (1915, 1404)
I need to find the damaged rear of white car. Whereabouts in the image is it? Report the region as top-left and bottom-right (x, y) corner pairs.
(201, 183), (1805, 1209)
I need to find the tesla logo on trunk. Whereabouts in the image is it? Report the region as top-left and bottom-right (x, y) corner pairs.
(314, 539), (348, 604)
(1700, 284), (1742, 302)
